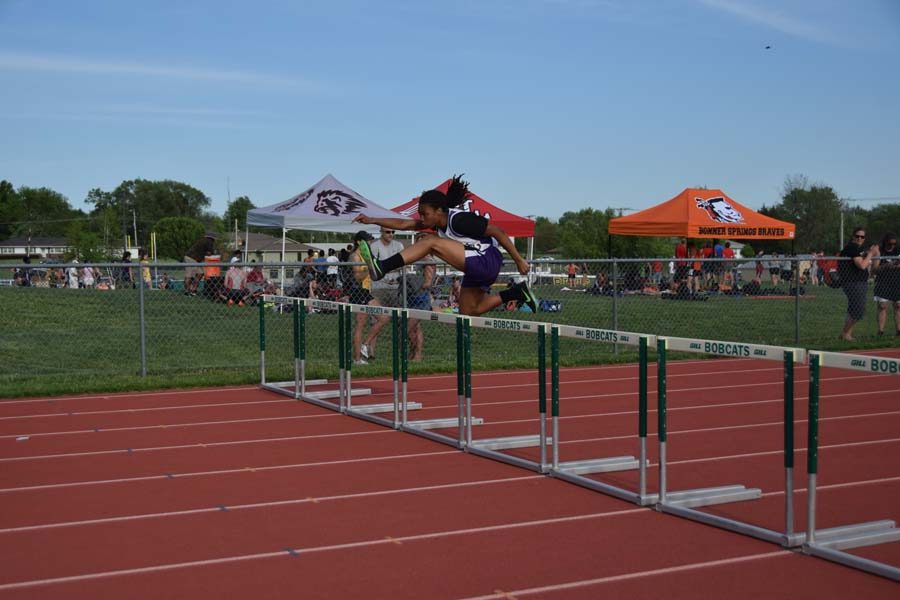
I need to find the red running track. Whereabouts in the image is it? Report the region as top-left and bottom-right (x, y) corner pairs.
(0, 356), (897, 599)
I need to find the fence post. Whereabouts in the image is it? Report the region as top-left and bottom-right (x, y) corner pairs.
(794, 258), (800, 345)
(612, 259), (619, 354)
(138, 276), (147, 377)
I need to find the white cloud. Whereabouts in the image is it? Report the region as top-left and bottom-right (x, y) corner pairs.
(696, 0), (839, 45)
(0, 51), (321, 91)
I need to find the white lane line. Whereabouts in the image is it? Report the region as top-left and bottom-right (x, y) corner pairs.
(760, 475), (900, 498)
(458, 551), (788, 600)
(560, 411), (900, 446)
(0, 474), (542, 534)
(7, 400), (896, 463)
(0, 357), (775, 406)
(666, 437), (900, 467)
(0, 450), (458, 494)
(6, 345), (897, 408)
(0, 412), (343, 440)
(0, 508), (647, 591)
(5, 473), (898, 536)
(4, 379), (895, 442)
(0, 398), (297, 421)
(0, 429), (392, 463)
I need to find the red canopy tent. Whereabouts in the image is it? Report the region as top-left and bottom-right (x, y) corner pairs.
(391, 179), (536, 238)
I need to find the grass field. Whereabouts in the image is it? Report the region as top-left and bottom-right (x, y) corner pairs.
(0, 282), (894, 398)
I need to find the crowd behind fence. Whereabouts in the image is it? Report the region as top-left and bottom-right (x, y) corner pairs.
(0, 254), (897, 391)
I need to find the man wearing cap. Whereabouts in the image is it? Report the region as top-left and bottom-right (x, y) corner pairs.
(184, 232), (217, 296)
(359, 228), (404, 359)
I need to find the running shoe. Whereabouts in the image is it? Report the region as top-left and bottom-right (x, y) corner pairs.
(358, 240), (383, 281)
(360, 343), (370, 359)
(516, 281), (538, 313)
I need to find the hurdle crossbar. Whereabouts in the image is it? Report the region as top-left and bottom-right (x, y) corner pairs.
(548, 325), (654, 504)
(802, 351), (900, 582)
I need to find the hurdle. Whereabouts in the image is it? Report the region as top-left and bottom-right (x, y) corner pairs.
(654, 335), (808, 545)
(259, 296), (328, 398)
(399, 309), (485, 448)
(803, 350), (900, 582)
(547, 325), (655, 504)
(456, 315), (551, 472)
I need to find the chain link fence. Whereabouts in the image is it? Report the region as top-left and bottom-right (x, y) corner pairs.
(1, 255), (897, 396)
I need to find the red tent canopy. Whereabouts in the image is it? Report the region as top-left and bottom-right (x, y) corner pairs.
(392, 179), (536, 238)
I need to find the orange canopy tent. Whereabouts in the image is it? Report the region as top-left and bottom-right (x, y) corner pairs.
(608, 188), (795, 240)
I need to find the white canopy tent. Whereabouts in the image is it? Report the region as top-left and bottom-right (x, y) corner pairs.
(245, 174), (405, 290)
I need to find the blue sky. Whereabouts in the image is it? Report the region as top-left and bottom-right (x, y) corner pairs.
(1, 0), (898, 220)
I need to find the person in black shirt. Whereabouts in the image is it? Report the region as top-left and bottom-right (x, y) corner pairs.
(838, 227), (879, 341)
(873, 232), (899, 336)
(353, 176), (536, 316)
(183, 232), (217, 296)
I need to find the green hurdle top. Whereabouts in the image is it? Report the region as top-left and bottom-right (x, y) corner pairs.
(554, 324), (654, 347)
(661, 336), (806, 364)
(812, 351), (900, 375)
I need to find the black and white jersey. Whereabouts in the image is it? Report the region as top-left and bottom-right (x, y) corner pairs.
(437, 209), (497, 257)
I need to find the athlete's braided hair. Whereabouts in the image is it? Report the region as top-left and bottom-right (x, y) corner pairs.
(419, 174), (470, 212)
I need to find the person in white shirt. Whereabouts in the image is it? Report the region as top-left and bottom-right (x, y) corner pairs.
(325, 248), (340, 288)
(357, 229), (404, 359)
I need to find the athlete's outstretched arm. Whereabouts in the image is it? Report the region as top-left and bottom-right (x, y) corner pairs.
(353, 215), (424, 231)
(485, 224), (530, 275)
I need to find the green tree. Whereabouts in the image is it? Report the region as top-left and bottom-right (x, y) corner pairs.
(65, 221), (109, 262)
(152, 217), (205, 260)
(758, 175), (844, 253)
(866, 203), (900, 244)
(558, 208), (609, 258)
(86, 179), (211, 247)
(15, 186), (85, 238)
(0, 180), (23, 241)
(223, 196), (256, 231)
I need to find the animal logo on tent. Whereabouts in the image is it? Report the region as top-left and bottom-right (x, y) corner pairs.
(274, 188), (314, 212)
(314, 189), (366, 217)
(695, 197), (744, 224)
(459, 198), (491, 221)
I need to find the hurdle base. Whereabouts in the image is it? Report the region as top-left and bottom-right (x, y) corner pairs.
(470, 434), (552, 451)
(550, 469), (643, 504)
(268, 379), (327, 387)
(407, 417), (484, 430)
(806, 543), (900, 582)
(467, 445), (547, 473)
(785, 520), (898, 548)
(659, 484), (762, 509)
(305, 387), (372, 401)
(352, 402), (422, 415)
(261, 383), (297, 398)
(806, 520), (900, 551)
(557, 456), (640, 475)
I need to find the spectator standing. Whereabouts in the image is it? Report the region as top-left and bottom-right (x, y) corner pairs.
(67, 259), (80, 288)
(838, 227), (879, 341)
(183, 233), (216, 295)
(346, 232), (386, 364)
(405, 233), (437, 361)
(139, 249), (152, 288)
(722, 242), (737, 286)
(82, 263), (95, 289)
(701, 241), (714, 288)
(361, 227), (404, 360)
(873, 232), (900, 337)
(566, 262), (579, 287)
(326, 248), (340, 288)
(674, 238), (689, 289)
